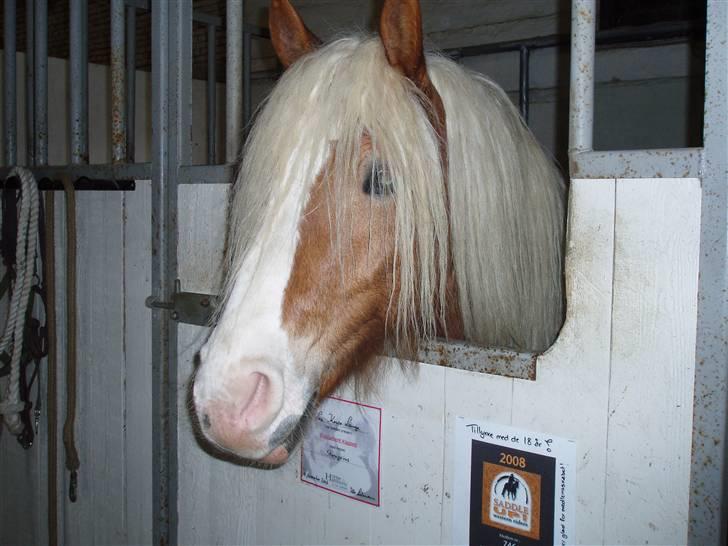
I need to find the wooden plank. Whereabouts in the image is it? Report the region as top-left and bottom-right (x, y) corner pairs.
(176, 184), (259, 545)
(177, 184), (228, 294)
(122, 184), (153, 545)
(63, 192), (126, 544)
(254, 361), (447, 545)
(441, 367), (514, 542)
(511, 179), (617, 545)
(176, 323), (260, 545)
(604, 178), (701, 544)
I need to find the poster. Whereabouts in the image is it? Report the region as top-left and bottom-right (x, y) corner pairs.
(301, 396), (382, 506)
(453, 418), (576, 546)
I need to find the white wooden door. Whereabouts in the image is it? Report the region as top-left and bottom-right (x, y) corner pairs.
(176, 177), (701, 545)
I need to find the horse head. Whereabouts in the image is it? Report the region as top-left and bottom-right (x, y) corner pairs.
(191, 0), (565, 466)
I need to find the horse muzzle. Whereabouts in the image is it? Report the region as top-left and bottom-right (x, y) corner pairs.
(192, 366), (317, 465)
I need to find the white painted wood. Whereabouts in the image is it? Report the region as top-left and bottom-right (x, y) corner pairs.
(252, 362), (448, 546)
(604, 178), (701, 545)
(123, 184), (154, 545)
(441, 367), (515, 542)
(177, 324), (260, 546)
(512, 179), (616, 545)
(63, 192), (126, 544)
(0, 58), (153, 546)
(176, 184), (259, 546)
(173, 179), (701, 546)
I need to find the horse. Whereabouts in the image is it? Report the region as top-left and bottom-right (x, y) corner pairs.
(192, 0), (566, 466)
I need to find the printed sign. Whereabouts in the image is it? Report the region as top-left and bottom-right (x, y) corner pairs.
(453, 418), (576, 546)
(301, 396), (382, 506)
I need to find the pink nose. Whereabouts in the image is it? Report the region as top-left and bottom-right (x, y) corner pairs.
(198, 371), (280, 451)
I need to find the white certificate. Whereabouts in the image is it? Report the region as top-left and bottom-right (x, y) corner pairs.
(301, 396), (381, 506)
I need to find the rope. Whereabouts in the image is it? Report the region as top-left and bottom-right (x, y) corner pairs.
(61, 176), (79, 502)
(45, 191), (58, 545)
(0, 167), (40, 434)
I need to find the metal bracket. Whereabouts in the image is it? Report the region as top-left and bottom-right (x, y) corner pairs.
(145, 280), (218, 326)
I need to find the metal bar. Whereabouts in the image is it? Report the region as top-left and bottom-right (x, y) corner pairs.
(570, 148), (703, 179)
(690, 1), (728, 543)
(568, 0), (596, 161)
(81, 0), (88, 158)
(417, 341), (536, 381)
(126, 5), (137, 162)
(70, 0), (89, 164)
(151, 0), (190, 542)
(243, 29), (252, 136)
(151, 0), (169, 541)
(34, 0), (48, 166)
(111, 0), (127, 162)
(207, 23), (216, 164)
(126, 0), (270, 38)
(518, 45), (530, 123)
(0, 162), (152, 181)
(178, 163), (234, 184)
(4, 0), (17, 167)
(26, 0), (34, 165)
(226, 0), (243, 162)
(2, 177), (136, 191)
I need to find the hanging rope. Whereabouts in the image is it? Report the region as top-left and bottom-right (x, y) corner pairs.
(45, 190), (58, 545)
(61, 176), (80, 502)
(0, 167), (40, 434)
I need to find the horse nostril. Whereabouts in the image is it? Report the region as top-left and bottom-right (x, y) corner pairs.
(201, 413), (211, 430)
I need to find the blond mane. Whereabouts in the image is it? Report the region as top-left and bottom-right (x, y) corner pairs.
(222, 36), (565, 353)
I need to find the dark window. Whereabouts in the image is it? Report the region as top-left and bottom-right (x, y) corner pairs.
(599, 0), (706, 30)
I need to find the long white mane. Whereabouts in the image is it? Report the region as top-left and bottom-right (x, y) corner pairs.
(223, 36), (565, 353)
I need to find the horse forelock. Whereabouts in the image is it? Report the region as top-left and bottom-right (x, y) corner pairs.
(219, 33), (565, 372)
(220, 37), (449, 350)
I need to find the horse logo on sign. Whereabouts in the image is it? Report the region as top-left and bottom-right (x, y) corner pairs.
(483, 463), (543, 540)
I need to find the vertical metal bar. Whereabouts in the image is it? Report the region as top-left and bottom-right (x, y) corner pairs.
(4, 0), (17, 166)
(126, 5), (137, 162)
(70, 0), (89, 164)
(568, 0), (596, 160)
(111, 0), (127, 162)
(226, 0), (243, 162)
(243, 29), (252, 138)
(151, 0), (169, 542)
(152, 0), (189, 542)
(518, 45), (530, 124)
(207, 23), (216, 164)
(26, 0), (34, 165)
(690, 1), (728, 543)
(34, 0), (48, 166)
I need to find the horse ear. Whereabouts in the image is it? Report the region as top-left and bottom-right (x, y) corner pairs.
(379, 0), (429, 88)
(269, 0), (321, 69)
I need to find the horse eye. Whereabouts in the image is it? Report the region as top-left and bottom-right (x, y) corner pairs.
(362, 165), (393, 197)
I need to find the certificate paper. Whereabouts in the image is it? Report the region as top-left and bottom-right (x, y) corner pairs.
(452, 417), (576, 546)
(301, 396), (382, 506)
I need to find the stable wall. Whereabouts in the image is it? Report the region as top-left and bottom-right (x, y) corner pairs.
(176, 178), (700, 545)
(0, 51), (257, 545)
(0, 21), (704, 546)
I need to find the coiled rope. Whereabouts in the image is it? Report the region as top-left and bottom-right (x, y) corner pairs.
(0, 167), (40, 434)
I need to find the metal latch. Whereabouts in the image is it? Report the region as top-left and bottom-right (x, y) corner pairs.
(146, 280), (219, 326)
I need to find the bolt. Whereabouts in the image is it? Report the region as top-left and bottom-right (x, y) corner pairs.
(171, 311), (179, 321)
(200, 297), (210, 307)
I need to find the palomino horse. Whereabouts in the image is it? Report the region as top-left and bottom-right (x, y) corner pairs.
(192, 0), (565, 465)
